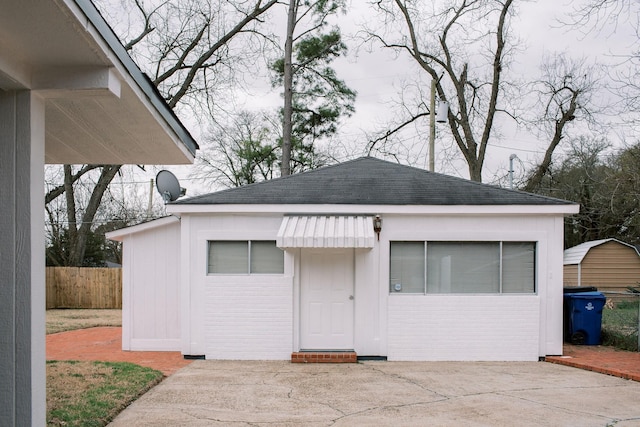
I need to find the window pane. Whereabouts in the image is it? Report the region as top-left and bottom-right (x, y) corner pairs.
(250, 241), (284, 274)
(502, 242), (535, 293)
(390, 242), (425, 293)
(208, 241), (248, 274)
(427, 242), (500, 293)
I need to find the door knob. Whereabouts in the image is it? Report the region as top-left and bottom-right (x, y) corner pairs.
(349, 295), (354, 300)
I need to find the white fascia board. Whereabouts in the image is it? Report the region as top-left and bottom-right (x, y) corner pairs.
(106, 215), (179, 241)
(166, 203), (580, 216)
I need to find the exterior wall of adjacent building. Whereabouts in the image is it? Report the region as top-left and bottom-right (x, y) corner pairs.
(380, 214), (564, 361)
(564, 241), (640, 292)
(168, 209), (566, 361)
(564, 265), (579, 287)
(180, 213), (293, 359)
(117, 218), (182, 351)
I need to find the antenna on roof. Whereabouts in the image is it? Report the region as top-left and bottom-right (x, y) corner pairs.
(156, 170), (186, 203)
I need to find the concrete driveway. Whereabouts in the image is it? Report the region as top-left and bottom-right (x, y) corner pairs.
(109, 360), (640, 426)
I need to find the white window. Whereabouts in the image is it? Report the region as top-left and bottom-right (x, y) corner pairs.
(208, 241), (284, 274)
(390, 242), (425, 293)
(390, 241), (536, 294)
(501, 242), (536, 293)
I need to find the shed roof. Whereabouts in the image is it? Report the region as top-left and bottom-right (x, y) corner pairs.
(563, 238), (640, 265)
(174, 157), (575, 206)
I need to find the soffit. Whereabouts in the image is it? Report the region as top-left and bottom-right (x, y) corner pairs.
(0, 0), (197, 165)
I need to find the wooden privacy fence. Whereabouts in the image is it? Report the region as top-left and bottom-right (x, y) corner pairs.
(46, 267), (122, 309)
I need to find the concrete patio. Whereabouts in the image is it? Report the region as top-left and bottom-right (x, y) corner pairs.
(109, 360), (640, 426)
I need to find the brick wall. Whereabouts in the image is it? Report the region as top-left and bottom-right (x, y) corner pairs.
(204, 276), (293, 360)
(387, 294), (540, 361)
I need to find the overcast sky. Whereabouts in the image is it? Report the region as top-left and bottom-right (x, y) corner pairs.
(117, 0), (638, 195)
(226, 0), (637, 181)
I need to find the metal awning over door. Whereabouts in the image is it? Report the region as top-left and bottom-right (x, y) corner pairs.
(276, 216), (375, 248)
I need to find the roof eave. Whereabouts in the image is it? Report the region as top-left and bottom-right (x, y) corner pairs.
(106, 215), (179, 241)
(166, 203), (580, 215)
(73, 0), (198, 157)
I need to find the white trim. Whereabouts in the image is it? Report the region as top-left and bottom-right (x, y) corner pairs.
(167, 203), (580, 215)
(277, 215), (375, 248)
(106, 216), (179, 241)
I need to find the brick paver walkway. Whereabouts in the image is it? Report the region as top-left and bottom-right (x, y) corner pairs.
(46, 327), (192, 376)
(547, 344), (640, 382)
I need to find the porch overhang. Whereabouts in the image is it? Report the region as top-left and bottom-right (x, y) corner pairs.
(276, 215), (375, 249)
(0, 0), (198, 165)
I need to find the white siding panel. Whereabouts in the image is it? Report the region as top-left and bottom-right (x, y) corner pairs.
(204, 276), (293, 360)
(387, 295), (540, 361)
(125, 220), (181, 351)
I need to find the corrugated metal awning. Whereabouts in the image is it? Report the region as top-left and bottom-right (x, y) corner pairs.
(276, 216), (375, 248)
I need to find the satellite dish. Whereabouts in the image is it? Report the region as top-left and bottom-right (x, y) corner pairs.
(156, 170), (186, 203)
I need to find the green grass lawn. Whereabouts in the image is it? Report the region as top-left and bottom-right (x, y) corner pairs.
(47, 360), (163, 427)
(46, 310), (160, 426)
(602, 301), (639, 351)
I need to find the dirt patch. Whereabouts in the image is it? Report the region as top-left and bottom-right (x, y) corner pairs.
(46, 309), (122, 334)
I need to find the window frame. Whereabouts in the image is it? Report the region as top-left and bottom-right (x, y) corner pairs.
(207, 240), (284, 275)
(389, 240), (537, 295)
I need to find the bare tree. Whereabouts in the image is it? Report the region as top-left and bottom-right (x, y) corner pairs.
(101, 0), (280, 112)
(566, 0), (640, 123)
(523, 55), (600, 192)
(45, 0), (279, 266)
(196, 111), (280, 188)
(365, 0), (597, 183)
(364, 0), (516, 181)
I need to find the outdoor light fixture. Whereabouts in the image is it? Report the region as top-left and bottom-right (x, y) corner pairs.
(373, 215), (382, 240)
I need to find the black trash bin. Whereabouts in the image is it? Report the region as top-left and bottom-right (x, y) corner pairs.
(563, 291), (606, 345)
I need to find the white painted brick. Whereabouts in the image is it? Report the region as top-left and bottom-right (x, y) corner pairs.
(387, 295), (540, 361)
(204, 277), (293, 360)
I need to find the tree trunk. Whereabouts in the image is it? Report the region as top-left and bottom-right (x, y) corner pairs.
(66, 165), (121, 266)
(524, 90), (580, 193)
(281, 0), (297, 177)
(63, 165), (78, 265)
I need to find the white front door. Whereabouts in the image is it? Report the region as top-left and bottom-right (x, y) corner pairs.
(300, 249), (354, 350)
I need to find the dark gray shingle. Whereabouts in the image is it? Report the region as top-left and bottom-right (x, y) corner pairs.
(174, 157), (572, 206)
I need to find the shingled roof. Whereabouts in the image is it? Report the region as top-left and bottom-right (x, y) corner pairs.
(174, 157), (573, 206)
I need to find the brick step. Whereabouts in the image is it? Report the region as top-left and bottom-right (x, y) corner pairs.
(291, 351), (357, 363)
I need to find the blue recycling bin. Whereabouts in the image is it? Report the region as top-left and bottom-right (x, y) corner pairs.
(564, 291), (606, 345)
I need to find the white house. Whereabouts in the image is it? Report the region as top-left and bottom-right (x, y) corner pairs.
(0, 1), (197, 423)
(108, 157), (579, 362)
